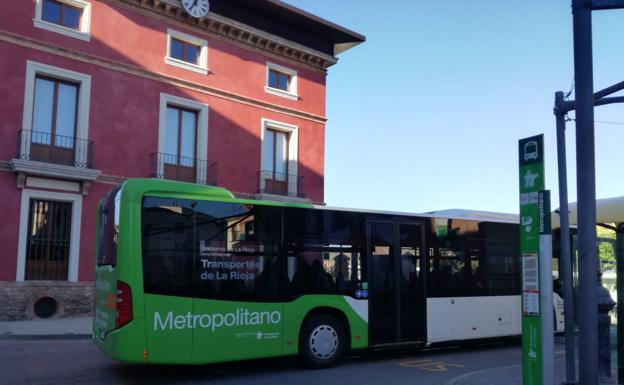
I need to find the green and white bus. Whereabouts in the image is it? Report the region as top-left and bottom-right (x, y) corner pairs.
(93, 178), (562, 368)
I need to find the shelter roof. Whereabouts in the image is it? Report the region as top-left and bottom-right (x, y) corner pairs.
(561, 196), (624, 225)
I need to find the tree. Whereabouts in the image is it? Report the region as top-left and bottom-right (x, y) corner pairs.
(597, 224), (616, 271)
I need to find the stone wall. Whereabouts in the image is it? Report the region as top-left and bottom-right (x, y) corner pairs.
(0, 281), (94, 320)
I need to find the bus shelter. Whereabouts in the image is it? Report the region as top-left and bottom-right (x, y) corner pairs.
(555, 195), (624, 382)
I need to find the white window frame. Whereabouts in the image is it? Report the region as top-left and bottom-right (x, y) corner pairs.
(158, 93), (209, 183)
(260, 118), (299, 194)
(265, 62), (298, 101)
(165, 28), (208, 75)
(33, 0), (92, 42)
(21, 61), (92, 168)
(16, 189), (83, 282)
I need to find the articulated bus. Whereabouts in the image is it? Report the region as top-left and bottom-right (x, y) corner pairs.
(93, 178), (563, 368)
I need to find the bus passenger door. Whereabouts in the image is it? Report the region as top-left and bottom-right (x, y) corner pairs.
(398, 223), (426, 341)
(368, 221), (425, 344)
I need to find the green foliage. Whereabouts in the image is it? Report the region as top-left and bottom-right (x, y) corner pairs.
(598, 225), (616, 270)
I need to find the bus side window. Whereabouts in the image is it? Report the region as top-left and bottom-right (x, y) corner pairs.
(284, 208), (365, 299)
(481, 239), (520, 296)
(194, 202), (282, 302)
(141, 197), (195, 297)
(427, 219), (474, 298)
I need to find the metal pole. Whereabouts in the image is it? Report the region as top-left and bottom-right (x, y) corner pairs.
(555, 91), (577, 385)
(617, 224), (624, 383)
(572, 0), (599, 383)
(540, 191), (555, 385)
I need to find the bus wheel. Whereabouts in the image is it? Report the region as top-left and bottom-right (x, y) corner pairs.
(299, 314), (346, 369)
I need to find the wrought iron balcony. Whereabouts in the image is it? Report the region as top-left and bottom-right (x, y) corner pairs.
(152, 152), (217, 186)
(17, 129), (93, 168)
(258, 170), (305, 198)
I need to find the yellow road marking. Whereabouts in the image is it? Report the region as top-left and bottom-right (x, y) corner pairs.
(399, 358), (465, 372)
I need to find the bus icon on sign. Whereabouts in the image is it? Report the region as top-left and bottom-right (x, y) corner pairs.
(524, 141), (539, 161)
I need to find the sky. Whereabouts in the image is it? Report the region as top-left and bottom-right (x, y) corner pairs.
(284, 0), (624, 215)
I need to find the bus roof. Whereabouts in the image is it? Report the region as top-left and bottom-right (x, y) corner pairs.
(421, 209), (519, 224)
(119, 179), (624, 227)
(315, 205), (519, 224)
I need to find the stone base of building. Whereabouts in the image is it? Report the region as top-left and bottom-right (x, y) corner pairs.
(0, 281), (94, 321)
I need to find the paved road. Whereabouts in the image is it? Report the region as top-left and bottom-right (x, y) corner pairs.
(0, 338), (564, 385)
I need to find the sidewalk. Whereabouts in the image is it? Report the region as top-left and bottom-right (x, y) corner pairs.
(0, 316), (92, 339)
(448, 363), (617, 385)
(447, 332), (619, 385)
(446, 360), (571, 385)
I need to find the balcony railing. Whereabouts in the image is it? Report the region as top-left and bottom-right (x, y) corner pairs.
(152, 152), (217, 186)
(258, 170), (305, 198)
(17, 129), (93, 168)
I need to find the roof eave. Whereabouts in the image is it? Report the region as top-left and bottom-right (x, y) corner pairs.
(334, 40), (364, 56)
(266, 0), (366, 46)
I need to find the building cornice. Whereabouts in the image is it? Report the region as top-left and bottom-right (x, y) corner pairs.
(9, 159), (102, 181)
(0, 160), (10, 173)
(110, 0), (338, 71)
(0, 30), (326, 124)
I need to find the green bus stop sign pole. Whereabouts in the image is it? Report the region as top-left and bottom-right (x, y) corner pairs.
(519, 135), (545, 385)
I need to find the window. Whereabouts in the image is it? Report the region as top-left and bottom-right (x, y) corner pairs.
(98, 187), (120, 266)
(165, 29), (208, 75)
(30, 76), (78, 165)
(157, 93), (209, 184)
(426, 219), (520, 297)
(21, 61), (92, 168)
(24, 199), (73, 280)
(142, 197), (195, 297)
(164, 105), (197, 167)
(16, 189), (83, 282)
(268, 69), (290, 91)
(34, 0), (91, 41)
(260, 119), (299, 197)
(42, 0), (82, 29)
(284, 207), (366, 299)
(194, 202), (282, 302)
(265, 62), (298, 100)
(170, 38), (200, 65)
(477, 238), (520, 296)
(161, 105), (198, 183)
(141, 197), (283, 301)
(263, 128), (289, 194)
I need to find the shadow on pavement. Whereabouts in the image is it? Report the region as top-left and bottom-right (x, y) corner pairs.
(106, 338), (522, 384)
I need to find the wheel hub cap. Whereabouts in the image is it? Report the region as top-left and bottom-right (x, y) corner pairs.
(309, 325), (338, 359)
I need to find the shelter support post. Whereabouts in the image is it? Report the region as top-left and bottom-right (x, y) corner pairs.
(572, 0), (600, 382)
(564, 1), (624, 382)
(617, 223), (624, 384)
(555, 91), (577, 385)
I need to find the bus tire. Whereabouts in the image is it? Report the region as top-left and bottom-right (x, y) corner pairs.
(299, 314), (346, 369)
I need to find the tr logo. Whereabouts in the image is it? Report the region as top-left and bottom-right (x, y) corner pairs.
(523, 170), (539, 189)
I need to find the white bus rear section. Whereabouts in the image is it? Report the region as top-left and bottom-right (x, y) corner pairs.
(426, 294), (564, 344)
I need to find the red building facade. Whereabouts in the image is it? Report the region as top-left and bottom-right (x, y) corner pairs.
(0, 0), (363, 320)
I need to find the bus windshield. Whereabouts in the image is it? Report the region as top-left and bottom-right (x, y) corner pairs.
(98, 188), (120, 266)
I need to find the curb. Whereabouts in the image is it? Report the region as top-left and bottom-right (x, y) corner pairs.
(0, 333), (92, 341)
